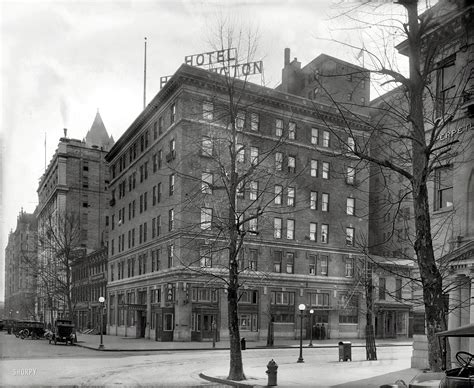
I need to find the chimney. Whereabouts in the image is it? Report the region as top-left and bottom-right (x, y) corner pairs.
(63, 128), (68, 138)
(284, 48), (290, 66)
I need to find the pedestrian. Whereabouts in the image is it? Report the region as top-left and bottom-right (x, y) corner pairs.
(315, 323), (321, 340)
(321, 323), (326, 340)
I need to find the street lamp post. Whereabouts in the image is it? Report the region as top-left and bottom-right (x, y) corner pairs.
(98, 296), (105, 350)
(297, 303), (306, 363)
(309, 309), (314, 347)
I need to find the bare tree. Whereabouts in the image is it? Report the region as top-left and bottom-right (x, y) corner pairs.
(34, 211), (84, 323)
(164, 20), (315, 381)
(309, 0), (472, 371)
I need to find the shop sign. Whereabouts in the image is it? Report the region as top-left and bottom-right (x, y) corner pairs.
(436, 122), (471, 142)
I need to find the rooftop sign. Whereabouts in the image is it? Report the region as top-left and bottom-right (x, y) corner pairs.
(160, 48), (263, 89)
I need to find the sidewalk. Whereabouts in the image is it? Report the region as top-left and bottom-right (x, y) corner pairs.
(75, 332), (413, 352)
(75, 334), (419, 387)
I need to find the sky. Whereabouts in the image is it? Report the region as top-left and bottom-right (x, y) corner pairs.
(0, 0), (413, 302)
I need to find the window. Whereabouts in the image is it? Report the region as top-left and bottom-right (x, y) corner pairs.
(202, 137), (213, 157)
(157, 183), (162, 203)
(321, 224), (328, 243)
(236, 111), (245, 130)
(239, 313), (258, 332)
(347, 137), (355, 152)
(310, 191), (318, 210)
(273, 251), (282, 273)
(322, 162), (330, 179)
(379, 277), (386, 300)
(274, 218), (282, 239)
(346, 227), (355, 246)
(396, 278), (402, 300)
(237, 181), (244, 198)
(275, 119), (283, 137)
(249, 181), (258, 200)
(170, 103), (176, 124)
(236, 144), (245, 163)
(169, 174), (175, 196)
(287, 187), (295, 207)
(200, 247), (212, 268)
(249, 249), (258, 270)
(288, 121), (296, 140)
(201, 207), (212, 230)
(346, 166), (355, 184)
(321, 193), (329, 212)
(158, 150), (162, 169)
(309, 223), (317, 241)
(345, 257), (354, 277)
(203, 101), (213, 120)
(271, 291), (295, 305)
(168, 244), (174, 268)
(249, 216), (258, 233)
(275, 152), (283, 171)
(309, 255), (316, 275)
(311, 128), (318, 145)
(158, 116), (163, 135)
(250, 147), (259, 165)
(286, 252), (294, 274)
(436, 55), (456, 117)
(274, 185), (283, 205)
(322, 131), (330, 147)
(287, 219), (295, 240)
(310, 293), (329, 307)
(250, 113), (259, 131)
(169, 138), (175, 155)
(435, 166), (453, 210)
(320, 255), (328, 275)
(346, 198), (355, 215)
(202, 172), (213, 194)
(169, 209), (174, 231)
(310, 160), (318, 177)
(288, 155), (296, 173)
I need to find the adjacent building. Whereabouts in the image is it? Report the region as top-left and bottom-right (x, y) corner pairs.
(4, 210), (38, 320)
(36, 112), (114, 324)
(368, 0), (473, 368)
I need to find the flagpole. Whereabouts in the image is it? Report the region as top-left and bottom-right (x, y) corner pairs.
(143, 37), (147, 110)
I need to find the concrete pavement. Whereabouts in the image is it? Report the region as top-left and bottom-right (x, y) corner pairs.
(75, 334), (421, 387)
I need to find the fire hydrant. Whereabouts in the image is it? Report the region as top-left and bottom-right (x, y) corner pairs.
(266, 359), (278, 386)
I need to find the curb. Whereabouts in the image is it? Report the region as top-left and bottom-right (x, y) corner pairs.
(199, 373), (255, 388)
(75, 342), (412, 352)
(74, 342), (231, 352)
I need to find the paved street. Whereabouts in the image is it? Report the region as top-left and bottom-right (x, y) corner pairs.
(0, 331), (419, 387)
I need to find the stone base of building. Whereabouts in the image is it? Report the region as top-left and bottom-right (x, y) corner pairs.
(411, 334), (429, 369)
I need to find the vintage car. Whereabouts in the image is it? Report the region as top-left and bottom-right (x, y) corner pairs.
(15, 321), (45, 339)
(50, 319), (75, 345)
(389, 323), (474, 388)
(436, 324), (474, 388)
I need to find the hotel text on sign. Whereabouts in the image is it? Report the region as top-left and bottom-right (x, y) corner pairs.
(185, 48), (237, 67)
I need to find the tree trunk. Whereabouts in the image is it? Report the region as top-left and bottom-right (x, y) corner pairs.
(227, 232), (245, 380)
(404, 0), (447, 372)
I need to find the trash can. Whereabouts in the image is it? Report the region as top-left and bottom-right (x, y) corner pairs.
(338, 341), (351, 361)
(241, 338), (246, 350)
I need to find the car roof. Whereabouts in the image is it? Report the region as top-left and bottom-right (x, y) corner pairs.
(436, 323), (474, 337)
